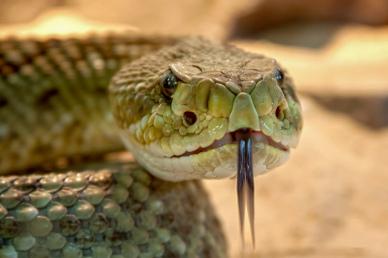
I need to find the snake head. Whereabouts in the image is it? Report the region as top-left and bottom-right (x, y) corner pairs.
(109, 38), (302, 181)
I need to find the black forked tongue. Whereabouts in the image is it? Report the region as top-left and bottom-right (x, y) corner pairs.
(236, 128), (255, 248)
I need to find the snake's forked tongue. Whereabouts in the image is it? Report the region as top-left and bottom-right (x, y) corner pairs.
(236, 129), (255, 247)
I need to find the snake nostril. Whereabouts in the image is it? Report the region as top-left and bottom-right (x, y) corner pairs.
(275, 106), (283, 120)
(183, 111), (197, 126)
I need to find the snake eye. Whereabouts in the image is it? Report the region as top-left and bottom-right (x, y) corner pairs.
(274, 68), (284, 84)
(161, 72), (178, 98)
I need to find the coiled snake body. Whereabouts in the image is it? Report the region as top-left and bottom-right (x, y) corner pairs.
(0, 34), (302, 257)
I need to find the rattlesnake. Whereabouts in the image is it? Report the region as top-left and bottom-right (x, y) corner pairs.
(0, 34), (302, 258)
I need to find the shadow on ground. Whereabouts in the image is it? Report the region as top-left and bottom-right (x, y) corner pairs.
(304, 92), (388, 130)
(230, 22), (342, 49)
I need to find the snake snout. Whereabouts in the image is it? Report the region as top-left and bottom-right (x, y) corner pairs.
(228, 93), (260, 132)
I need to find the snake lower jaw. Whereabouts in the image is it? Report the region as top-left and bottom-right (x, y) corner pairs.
(120, 129), (289, 181)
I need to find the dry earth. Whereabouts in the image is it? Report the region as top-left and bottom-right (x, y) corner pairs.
(209, 24), (388, 257)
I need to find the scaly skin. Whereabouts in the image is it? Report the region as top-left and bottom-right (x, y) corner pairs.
(0, 34), (177, 172)
(0, 162), (226, 258)
(0, 33), (302, 257)
(110, 37), (302, 180)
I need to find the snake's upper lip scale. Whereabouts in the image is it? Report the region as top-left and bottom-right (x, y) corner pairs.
(173, 129), (289, 158)
(249, 130), (289, 152)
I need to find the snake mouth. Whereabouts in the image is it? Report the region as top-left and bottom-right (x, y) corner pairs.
(172, 128), (288, 246)
(173, 129), (289, 158)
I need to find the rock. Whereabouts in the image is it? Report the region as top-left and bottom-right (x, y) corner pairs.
(232, 0), (388, 36)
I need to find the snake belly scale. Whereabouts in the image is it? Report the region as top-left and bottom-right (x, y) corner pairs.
(0, 33), (302, 257)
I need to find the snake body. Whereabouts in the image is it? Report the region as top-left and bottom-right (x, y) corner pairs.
(0, 34), (302, 257)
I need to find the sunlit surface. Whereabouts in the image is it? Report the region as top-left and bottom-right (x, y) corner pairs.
(210, 24), (388, 257)
(0, 8), (136, 37)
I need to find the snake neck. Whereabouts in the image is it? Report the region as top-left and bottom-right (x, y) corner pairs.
(0, 34), (179, 173)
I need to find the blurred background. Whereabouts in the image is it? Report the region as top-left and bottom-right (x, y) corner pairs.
(0, 0), (387, 257)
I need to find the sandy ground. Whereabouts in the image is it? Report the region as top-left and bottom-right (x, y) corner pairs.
(206, 24), (388, 257)
(1, 9), (388, 258)
(207, 96), (388, 257)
